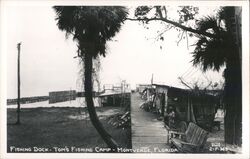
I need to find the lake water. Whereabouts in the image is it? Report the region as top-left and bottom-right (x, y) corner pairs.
(7, 97), (100, 109)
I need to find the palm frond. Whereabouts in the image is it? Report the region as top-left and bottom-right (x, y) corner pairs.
(53, 6), (128, 58)
(192, 36), (228, 72)
(195, 15), (225, 38)
(191, 7), (237, 72)
(53, 6), (77, 34)
(196, 16), (218, 32)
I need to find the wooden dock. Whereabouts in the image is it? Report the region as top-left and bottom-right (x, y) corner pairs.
(131, 92), (170, 152)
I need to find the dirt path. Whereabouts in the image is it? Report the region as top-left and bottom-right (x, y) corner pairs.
(131, 92), (170, 152)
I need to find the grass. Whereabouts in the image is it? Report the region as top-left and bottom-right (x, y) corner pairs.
(203, 128), (242, 154)
(7, 106), (131, 153)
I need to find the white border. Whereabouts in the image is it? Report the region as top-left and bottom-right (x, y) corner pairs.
(0, 0), (249, 159)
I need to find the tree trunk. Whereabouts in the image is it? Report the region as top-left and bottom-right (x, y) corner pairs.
(224, 54), (242, 146)
(83, 53), (118, 150)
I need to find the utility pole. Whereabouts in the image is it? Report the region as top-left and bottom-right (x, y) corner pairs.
(151, 73), (154, 85)
(151, 73), (154, 90)
(16, 42), (21, 124)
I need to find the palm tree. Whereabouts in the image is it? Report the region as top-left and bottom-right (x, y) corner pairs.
(132, 5), (242, 146)
(53, 6), (128, 149)
(192, 7), (242, 145)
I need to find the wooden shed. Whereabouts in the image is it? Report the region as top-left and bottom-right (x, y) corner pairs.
(152, 84), (220, 131)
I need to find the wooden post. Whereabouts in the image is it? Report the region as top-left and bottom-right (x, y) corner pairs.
(161, 93), (165, 117)
(187, 95), (190, 122)
(16, 42), (21, 124)
(151, 73), (154, 85)
(164, 89), (168, 117)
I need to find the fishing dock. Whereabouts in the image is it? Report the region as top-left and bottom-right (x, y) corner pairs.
(131, 92), (169, 152)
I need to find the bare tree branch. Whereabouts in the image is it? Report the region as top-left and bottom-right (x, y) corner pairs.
(153, 26), (173, 42)
(177, 31), (185, 46)
(178, 77), (193, 90)
(185, 31), (189, 50)
(126, 17), (217, 38)
(155, 6), (163, 18)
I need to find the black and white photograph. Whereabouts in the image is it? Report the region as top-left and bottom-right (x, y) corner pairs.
(0, 0), (249, 158)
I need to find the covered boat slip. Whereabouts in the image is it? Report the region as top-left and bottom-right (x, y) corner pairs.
(98, 83), (131, 107)
(98, 91), (130, 107)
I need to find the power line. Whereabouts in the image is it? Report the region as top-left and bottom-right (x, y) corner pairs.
(202, 73), (210, 82)
(180, 65), (193, 78)
(184, 68), (199, 79)
(182, 68), (195, 79)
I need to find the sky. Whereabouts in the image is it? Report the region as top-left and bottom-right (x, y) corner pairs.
(4, 5), (224, 98)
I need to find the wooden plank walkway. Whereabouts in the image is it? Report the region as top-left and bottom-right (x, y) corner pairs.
(131, 92), (170, 152)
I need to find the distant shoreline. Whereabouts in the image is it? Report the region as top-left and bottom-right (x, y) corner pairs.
(7, 97), (100, 108)
(7, 96), (49, 105)
(7, 90), (100, 105)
